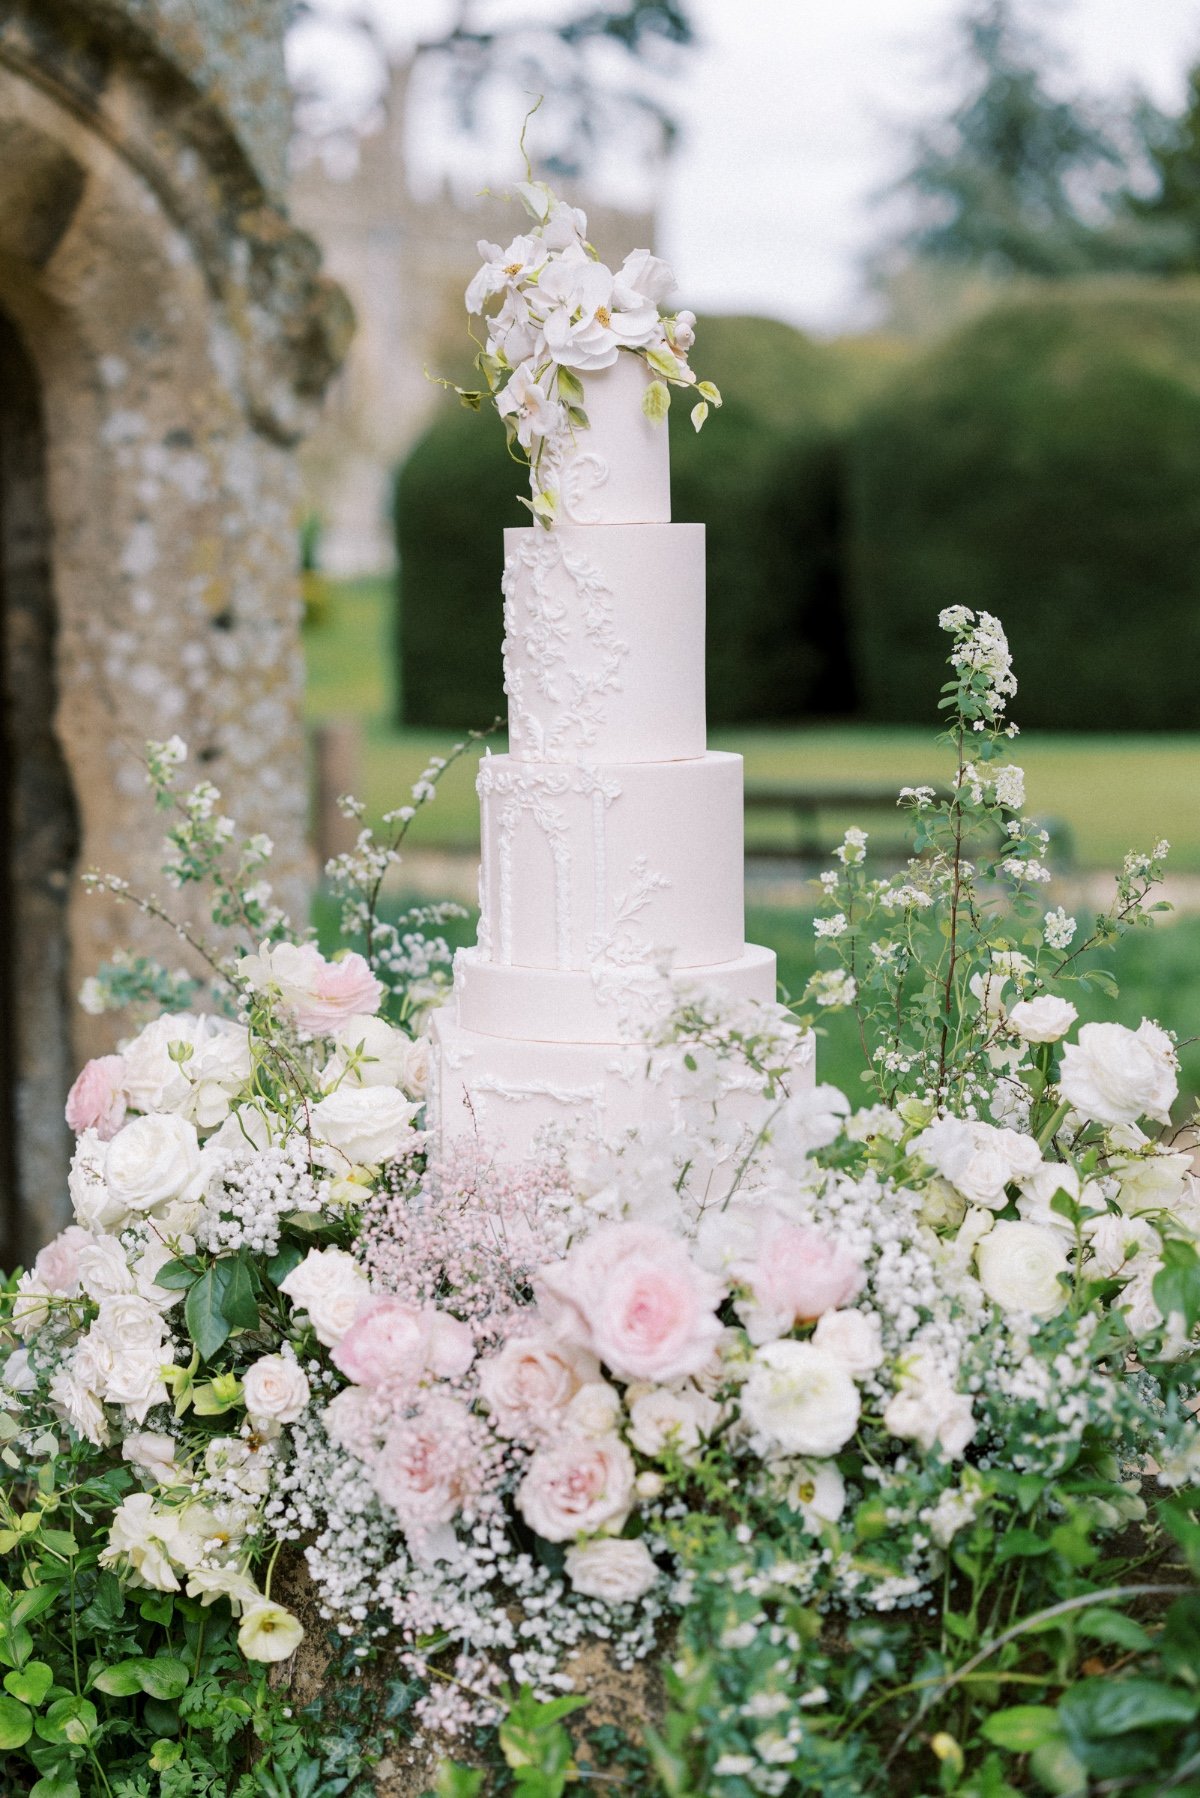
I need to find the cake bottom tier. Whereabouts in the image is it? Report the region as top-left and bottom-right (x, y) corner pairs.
(454, 942), (777, 1044)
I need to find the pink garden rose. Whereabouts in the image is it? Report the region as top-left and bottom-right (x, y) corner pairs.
(516, 1432), (636, 1543)
(538, 1223), (725, 1384)
(65, 1057), (127, 1141)
(373, 1396), (476, 1530)
(332, 1297), (474, 1389)
(236, 941), (384, 1035)
(734, 1222), (865, 1345)
(477, 1332), (600, 1439)
(34, 1225), (93, 1296)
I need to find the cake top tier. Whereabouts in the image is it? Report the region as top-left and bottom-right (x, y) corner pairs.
(462, 180), (718, 530)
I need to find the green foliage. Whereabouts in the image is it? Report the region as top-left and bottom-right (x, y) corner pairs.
(849, 284), (1200, 729)
(396, 315), (887, 729)
(1123, 65), (1200, 274)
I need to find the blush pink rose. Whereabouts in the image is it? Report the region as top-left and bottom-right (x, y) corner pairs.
(539, 1224), (725, 1385)
(516, 1432), (636, 1543)
(65, 1057), (128, 1140)
(237, 941), (384, 1036)
(478, 1333), (600, 1439)
(332, 1298), (474, 1389)
(735, 1222), (865, 1345)
(34, 1225), (93, 1296)
(373, 1396), (475, 1529)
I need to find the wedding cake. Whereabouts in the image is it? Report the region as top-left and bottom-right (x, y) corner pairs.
(431, 194), (781, 1152)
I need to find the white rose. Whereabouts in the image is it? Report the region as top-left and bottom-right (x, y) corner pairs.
(564, 1537), (658, 1603)
(563, 1381), (624, 1438)
(478, 1335), (599, 1439)
(103, 1348), (170, 1423)
(177, 1021), (252, 1129)
(10, 1272), (53, 1339)
(95, 1294), (167, 1352)
(105, 1114), (203, 1212)
(309, 1086), (418, 1171)
(781, 1459), (846, 1531)
(120, 1013), (205, 1112)
(976, 1221), (1069, 1318)
(913, 1116), (1042, 1210)
(1112, 1149), (1191, 1217)
(1015, 1162), (1083, 1239)
(741, 1342), (860, 1458)
(241, 1354), (310, 1425)
(884, 1354), (975, 1460)
(77, 1235), (137, 1302)
(1084, 1212), (1160, 1279)
(1059, 1021), (1178, 1127)
(811, 1309), (884, 1380)
(1008, 996), (1078, 1043)
(120, 1012), (248, 1125)
(123, 1431), (184, 1487)
(2, 1349), (35, 1393)
(769, 1085), (851, 1172)
(49, 1365), (109, 1446)
(238, 1599), (304, 1662)
(321, 1016), (426, 1095)
(279, 1246), (371, 1348)
(627, 1385), (718, 1462)
(70, 1128), (127, 1230)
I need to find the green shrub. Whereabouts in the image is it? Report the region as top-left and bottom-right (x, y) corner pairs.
(395, 316), (882, 728)
(848, 282), (1200, 728)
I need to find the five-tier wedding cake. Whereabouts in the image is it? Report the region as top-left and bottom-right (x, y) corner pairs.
(431, 340), (780, 1154)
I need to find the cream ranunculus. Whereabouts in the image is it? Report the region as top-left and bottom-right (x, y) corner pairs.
(564, 1536), (658, 1603)
(278, 1246), (371, 1348)
(241, 1353), (311, 1426)
(104, 1114), (204, 1213)
(237, 1599), (304, 1662)
(741, 1342), (860, 1458)
(1059, 1020), (1178, 1127)
(976, 1221), (1070, 1318)
(1007, 996), (1078, 1043)
(309, 1085), (419, 1172)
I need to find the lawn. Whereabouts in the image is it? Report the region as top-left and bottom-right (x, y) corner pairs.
(305, 576), (1200, 870)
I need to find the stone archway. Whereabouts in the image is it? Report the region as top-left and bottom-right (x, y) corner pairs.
(0, 308), (80, 1265)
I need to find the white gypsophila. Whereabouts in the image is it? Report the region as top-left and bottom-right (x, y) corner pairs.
(1007, 996), (1078, 1043)
(309, 1085), (419, 1172)
(811, 1308), (885, 1380)
(279, 1246), (371, 1348)
(1059, 1020), (1178, 1128)
(242, 1353), (310, 1426)
(564, 1537), (659, 1603)
(976, 1221), (1070, 1319)
(1044, 907), (1077, 951)
(197, 1140), (328, 1259)
(741, 1342), (860, 1458)
(104, 1114), (206, 1213)
(912, 1116), (1042, 1211)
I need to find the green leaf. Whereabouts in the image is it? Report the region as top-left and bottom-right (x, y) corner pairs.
(150, 1739), (182, 1772)
(38, 1531), (78, 1560)
(643, 346), (681, 380)
(220, 1252), (259, 1331)
(1059, 1676), (1200, 1739)
(556, 368), (584, 404)
(0, 1693), (32, 1749)
(0, 1623), (33, 1669)
(136, 1657), (190, 1701)
(30, 1777), (81, 1798)
(185, 1265), (232, 1362)
(91, 1660), (143, 1697)
(981, 1706), (1062, 1752)
(151, 1259), (199, 1292)
(1029, 1738), (1088, 1795)
(641, 379), (670, 422)
(995, 1528), (1053, 1564)
(434, 1767), (485, 1798)
(37, 1695), (97, 1745)
(5, 1660), (53, 1705)
(1154, 1239), (1200, 1332)
(1076, 1608), (1153, 1652)
(266, 1242), (305, 1288)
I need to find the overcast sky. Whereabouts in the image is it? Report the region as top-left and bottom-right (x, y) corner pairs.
(289, 0), (1200, 334)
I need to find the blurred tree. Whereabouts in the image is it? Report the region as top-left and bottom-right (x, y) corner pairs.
(885, 0), (1129, 279)
(1121, 67), (1200, 273)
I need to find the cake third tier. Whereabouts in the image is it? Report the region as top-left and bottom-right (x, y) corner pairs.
(476, 748), (746, 973)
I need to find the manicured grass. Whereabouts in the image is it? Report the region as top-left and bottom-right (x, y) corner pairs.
(305, 576), (1200, 870)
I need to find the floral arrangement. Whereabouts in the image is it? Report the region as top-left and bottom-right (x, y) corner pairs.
(3, 613), (1200, 1798)
(453, 178), (720, 521)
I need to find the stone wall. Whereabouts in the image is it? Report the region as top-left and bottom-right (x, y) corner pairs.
(0, 0), (351, 1259)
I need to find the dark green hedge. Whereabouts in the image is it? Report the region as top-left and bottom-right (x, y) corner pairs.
(395, 316), (871, 728)
(847, 283), (1200, 729)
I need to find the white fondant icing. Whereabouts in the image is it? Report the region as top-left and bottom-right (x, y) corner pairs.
(454, 943), (778, 1045)
(476, 752), (746, 973)
(503, 523), (706, 764)
(535, 353), (670, 526)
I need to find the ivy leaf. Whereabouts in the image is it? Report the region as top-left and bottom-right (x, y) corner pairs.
(219, 1253), (259, 1332)
(185, 1265), (232, 1362)
(5, 1661), (53, 1705)
(0, 1694), (33, 1749)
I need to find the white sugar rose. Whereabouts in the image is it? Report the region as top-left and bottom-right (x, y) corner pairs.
(105, 1114), (203, 1212)
(976, 1221), (1069, 1318)
(741, 1342), (860, 1458)
(516, 1433), (636, 1543)
(123, 1431), (184, 1487)
(279, 1246), (370, 1348)
(565, 1536), (658, 1603)
(237, 1599), (304, 1663)
(1059, 1020), (1178, 1127)
(241, 1354), (310, 1426)
(310, 1085), (418, 1171)
(1008, 996), (1078, 1043)
(811, 1309), (885, 1380)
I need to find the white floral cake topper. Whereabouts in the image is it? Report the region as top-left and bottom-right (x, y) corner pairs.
(452, 176), (720, 522)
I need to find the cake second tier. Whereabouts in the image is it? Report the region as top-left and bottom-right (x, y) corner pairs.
(476, 750), (746, 972)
